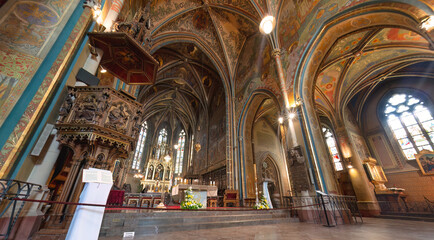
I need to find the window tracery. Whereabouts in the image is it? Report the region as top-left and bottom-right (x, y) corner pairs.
(322, 126), (344, 171)
(155, 128), (168, 160)
(175, 130), (186, 174)
(132, 121), (147, 169)
(383, 92), (434, 160)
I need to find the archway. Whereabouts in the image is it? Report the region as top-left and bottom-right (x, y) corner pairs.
(294, 2), (434, 215)
(237, 90), (291, 203)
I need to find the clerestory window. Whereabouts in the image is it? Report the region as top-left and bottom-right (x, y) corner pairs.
(175, 130), (186, 174)
(132, 122), (147, 169)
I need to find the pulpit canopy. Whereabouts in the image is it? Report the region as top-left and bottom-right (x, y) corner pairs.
(88, 32), (158, 85)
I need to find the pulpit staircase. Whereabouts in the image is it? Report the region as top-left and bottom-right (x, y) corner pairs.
(99, 209), (299, 238)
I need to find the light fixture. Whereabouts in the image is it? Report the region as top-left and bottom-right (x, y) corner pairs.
(289, 113), (296, 119)
(174, 144), (179, 150)
(93, 9), (102, 18)
(164, 155), (171, 162)
(278, 117), (284, 124)
(100, 67), (107, 73)
(194, 142), (201, 152)
(133, 170), (144, 179)
(96, 16), (103, 25)
(259, 16), (276, 34)
(421, 16), (434, 31)
(347, 164), (353, 169)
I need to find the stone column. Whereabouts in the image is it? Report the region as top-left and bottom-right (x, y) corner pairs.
(335, 126), (380, 216)
(271, 49), (290, 109)
(301, 95), (340, 194)
(102, 0), (124, 32)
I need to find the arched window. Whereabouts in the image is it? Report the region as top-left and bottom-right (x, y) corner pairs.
(155, 128), (168, 160)
(132, 122), (147, 169)
(382, 92), (433, 160)
(175, 130), (186, 174)
(322, 126), (344, 171)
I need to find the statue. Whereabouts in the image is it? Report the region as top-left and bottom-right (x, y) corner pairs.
(107, 104), (129, 130)
(58, 92), (75, 122)
(75, 95), (98, 122)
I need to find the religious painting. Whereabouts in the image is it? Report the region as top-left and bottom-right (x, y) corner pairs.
(363, 162), (387, 182)
(415, 150), (434, 175)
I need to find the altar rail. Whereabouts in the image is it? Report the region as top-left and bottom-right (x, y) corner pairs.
(286, 195), (362, 226)
(0, 179), (42, 240)
(377, 198), (434, 215)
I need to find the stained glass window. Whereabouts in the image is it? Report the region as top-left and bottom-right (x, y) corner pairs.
(132, 122), (147, 169)
(155, 128), (168, 160)
(175, 130), (186, 174)
(383, 93), (434, 160)
(322, 126), (344, 171)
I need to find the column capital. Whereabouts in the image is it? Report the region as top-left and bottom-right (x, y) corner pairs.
(271, 48), (281, 57)
(83, 0), (101, 9)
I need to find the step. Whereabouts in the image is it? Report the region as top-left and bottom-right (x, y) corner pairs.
(99, 209), (299, 237)
(377, 214), (434, 222)
(102, 212), (292, 227)
(99, 217), (298, 237)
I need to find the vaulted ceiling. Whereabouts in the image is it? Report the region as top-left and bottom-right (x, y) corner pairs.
(120, 0), (275, 131)
(314, 27), (434, 122)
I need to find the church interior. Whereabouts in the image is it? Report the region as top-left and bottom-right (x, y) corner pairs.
(0, 0), (433, 239)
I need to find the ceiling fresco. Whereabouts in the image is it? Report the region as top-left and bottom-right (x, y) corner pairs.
(138, 42), (222, 131)
(316, 61), (343, 106)
(324, 30), (370, 63)
(314, 26), (433, 116)
(365, 28), (429, 47)
(147, 0), (263, 81)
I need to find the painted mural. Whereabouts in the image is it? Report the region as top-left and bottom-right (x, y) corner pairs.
(366, 28), (428, 47)
(0, 0), (76, 126)
(342, 48), (425, 94)
(153, 9), (226, 70)
(0, 1), (87, 174)
(208, 87), (226, 166)
(316, 61), (344, 106)
(325, 30), (369, 63)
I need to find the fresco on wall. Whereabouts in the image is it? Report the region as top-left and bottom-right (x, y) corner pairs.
(0, 0), (73, 56)
(235, 34), (269, 96)
(325, 30), (369, 63)
(350, 132), (370, 160)
(0, 0), (75, 126)
(211, 8), (255, 76)
(314, 90), (329, 110)
(366, 28), (428, 47)
(208, 88), (226, 166)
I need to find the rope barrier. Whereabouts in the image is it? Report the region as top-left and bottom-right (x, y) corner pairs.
(11, 197), (322, 212)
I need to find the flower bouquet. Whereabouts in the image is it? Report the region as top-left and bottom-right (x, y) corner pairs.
(181, 187), (203, 209)
(253, 194), (269, 209)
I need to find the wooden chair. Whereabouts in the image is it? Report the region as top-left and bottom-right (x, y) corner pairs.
(244, 198), (256, 207)
(207, 197), (218, 208)
(223, 190), (239, 207)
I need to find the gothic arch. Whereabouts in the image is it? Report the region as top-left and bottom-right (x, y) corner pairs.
(293, 1), (434, 193)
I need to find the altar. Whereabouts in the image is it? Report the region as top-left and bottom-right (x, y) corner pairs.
(172, 184), (218, 208)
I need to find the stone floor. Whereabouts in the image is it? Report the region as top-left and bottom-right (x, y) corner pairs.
(99, 217), (434, 240)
